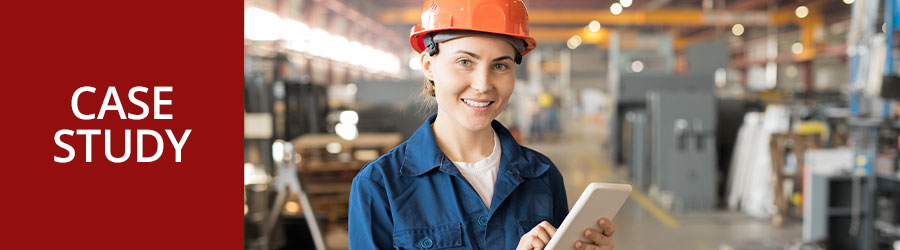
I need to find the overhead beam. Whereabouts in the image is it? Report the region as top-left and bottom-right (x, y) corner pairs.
(383, 5), (826, 58)
(380, 8), (792, 26)
(531, 27), (669, 50)
(313, 0), (405, 45)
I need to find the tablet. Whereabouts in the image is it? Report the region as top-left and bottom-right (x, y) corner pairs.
(545, 182), (632, 250)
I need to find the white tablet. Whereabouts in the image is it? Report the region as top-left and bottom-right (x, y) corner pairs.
(545, 182), (632, 250)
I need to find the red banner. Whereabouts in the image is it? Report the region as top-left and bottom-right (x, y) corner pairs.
(2, 0), (242, 248)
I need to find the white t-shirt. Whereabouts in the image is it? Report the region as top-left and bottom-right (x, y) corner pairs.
(452, 132), (501, 209)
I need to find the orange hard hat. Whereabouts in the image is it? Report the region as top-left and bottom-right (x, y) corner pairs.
(409, 0), (537, 58)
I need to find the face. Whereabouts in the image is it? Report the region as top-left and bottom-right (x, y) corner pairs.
(422, 35), (517, 132)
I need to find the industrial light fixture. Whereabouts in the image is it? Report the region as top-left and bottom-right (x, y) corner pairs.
(567, 35), (582, 50)
(843, 0), (854, 4)
(331, 36), (351, 62)
(335, 110), (360, 141)
(589, 20), (602, 32)
(281, 19), (309, 52)
(791, 42), (804, 55)
(339, 110), (359, 125)
(795, 6), (809, 19)
(630, 60), (644, 72)
(244, 7), (401, 75)
(244, 7), (282, 41)
(732, 24), (745, 36)
(335, 123), (358, 140)
(620, 0), (633, 8)
(326, 142), (342, 154)
(610, 3), (623, 15)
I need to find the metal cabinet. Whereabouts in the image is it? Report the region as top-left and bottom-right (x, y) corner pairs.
(647, 91), (717, 211)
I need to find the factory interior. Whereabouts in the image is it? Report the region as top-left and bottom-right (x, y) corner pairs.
(243, 0), (900, 249)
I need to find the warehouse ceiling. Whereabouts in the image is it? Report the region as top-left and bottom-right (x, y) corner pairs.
(359, 0), (855, 47)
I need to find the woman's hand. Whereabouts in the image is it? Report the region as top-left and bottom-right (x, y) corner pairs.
(574, 218), (616, 250)
(516, 221), (557, 250)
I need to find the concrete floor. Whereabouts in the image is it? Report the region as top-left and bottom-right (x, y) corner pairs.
(521, 115), (802, 250)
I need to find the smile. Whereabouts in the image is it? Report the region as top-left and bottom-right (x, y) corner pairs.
(461, 98), (494, 108)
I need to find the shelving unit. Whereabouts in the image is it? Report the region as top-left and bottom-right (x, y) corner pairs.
(810, 174), (900, 250)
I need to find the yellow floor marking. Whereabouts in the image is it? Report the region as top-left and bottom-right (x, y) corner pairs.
(580, 153), (680, 229)
(629, 188), (681, 229)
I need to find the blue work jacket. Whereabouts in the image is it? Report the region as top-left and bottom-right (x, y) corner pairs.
(349, 113), (569, 250)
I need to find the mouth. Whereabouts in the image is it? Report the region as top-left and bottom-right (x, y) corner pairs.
(461, 98), (495, 110)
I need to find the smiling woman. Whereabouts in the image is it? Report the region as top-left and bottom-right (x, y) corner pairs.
(424, 35), (517, 142)
(347, 1), (617, 250)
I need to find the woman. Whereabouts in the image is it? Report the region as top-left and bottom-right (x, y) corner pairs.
(349, 0), (616, 249)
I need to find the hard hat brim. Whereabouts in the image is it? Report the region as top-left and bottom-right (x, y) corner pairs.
(410, 27), (536, 56)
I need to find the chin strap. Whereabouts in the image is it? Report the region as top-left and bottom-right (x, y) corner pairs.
(424, 33), (439, 56)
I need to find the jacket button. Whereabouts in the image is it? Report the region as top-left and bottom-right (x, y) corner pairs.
(420, 237), (434, 249)
(477, 215), (489, 226)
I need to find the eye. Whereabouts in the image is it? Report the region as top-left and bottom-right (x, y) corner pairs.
(494, 63), (509, 71)
(457, 59), (473, 67)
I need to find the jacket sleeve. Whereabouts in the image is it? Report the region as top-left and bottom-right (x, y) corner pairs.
(548, 167), (569, 228)
(348, 174), (394, 249)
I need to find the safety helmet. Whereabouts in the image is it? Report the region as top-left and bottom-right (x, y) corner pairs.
(409, 0), (537, 63)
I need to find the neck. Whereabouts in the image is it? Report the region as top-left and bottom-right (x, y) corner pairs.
(432, 110), (495, 163)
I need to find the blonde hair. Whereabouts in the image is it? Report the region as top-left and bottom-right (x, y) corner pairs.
(423, 79), (436, 97)
(415, 79), (437, 114)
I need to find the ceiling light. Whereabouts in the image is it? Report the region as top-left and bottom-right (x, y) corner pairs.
(630, 60), (644, 72)
(732, 24), (745, 36)
(589, 20), (601, 32)
(567, 35), (582, 50)
(795, 6), (809, 19)
(610, 3), (623, 15)
(791, 42), (804, 55)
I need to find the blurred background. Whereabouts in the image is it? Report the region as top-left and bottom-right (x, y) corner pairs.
(243, 0), (900, 249)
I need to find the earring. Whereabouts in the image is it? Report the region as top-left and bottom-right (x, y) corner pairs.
(432, 85), (435, 90)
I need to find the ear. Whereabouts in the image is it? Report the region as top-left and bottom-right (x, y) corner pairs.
(421, 52), (435, 81)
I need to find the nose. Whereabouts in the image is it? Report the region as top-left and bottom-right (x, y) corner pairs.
(470, 67), (492, 93)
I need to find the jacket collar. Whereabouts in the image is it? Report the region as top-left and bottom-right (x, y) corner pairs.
(400, 113), (550, 178)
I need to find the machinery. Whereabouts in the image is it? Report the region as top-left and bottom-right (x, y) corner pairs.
(615, 74), (718, 211)
(647, 91), (718, 211)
